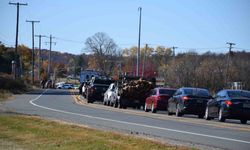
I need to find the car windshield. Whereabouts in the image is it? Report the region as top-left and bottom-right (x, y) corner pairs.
(183, 88), (210, 97)
(159, 89), (176, 95)
(228, 91), (250, 98)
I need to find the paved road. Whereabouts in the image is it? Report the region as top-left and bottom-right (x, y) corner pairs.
(1, 89), (250, 150)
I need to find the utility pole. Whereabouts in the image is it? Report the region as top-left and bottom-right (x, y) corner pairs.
(142, 44), (148, 77)
(35, 35), (46, 81)
(45, 35), (56, 79)
(9, 2), (28, 79)
(172, 46), (178, 63)
(137, 7), (142, 76)
(225, 42), (235, 87)
(26, 20), (40, 85)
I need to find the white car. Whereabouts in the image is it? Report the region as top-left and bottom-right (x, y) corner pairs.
(103, 83), (118, 107)
(55, 82), (65, 89)
(57, 83), (74, 89)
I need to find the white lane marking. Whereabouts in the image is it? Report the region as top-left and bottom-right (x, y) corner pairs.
(29, 90), (250, 145)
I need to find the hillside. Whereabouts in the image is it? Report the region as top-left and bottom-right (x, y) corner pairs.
(39, 49), (76, 64)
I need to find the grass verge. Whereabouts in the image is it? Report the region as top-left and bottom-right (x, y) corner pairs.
(0, 90), (12, 102)
(0, 114), (191, 150)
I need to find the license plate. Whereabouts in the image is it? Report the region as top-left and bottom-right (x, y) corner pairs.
(243, 103), (250, 108)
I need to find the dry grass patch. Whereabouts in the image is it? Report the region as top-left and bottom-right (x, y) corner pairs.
(0, 114), (193, 150)
(0, 90), (12, 102)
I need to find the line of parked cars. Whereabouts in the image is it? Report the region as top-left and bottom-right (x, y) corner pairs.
(108, 86), (250, 124)
(79, 79), (250, 124)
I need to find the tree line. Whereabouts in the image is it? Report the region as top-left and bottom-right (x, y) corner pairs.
(1, 32), (250, 92)
(83, 32), (250, 92)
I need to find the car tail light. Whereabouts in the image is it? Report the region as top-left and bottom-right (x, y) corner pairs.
(225, 100), (232, 106)
(156, 96), (162, 100)
(182, 96), (190, 101)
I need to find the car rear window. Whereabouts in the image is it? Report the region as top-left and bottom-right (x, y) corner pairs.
(183, 88), (210, 97)
(159, 89), (176, 95)
(228, 91), (250, 98)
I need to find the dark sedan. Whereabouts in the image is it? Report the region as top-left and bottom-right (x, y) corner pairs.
(144, 88), (176, 113)
(205, 89), (250, 124)
(167, 87), (212, 118)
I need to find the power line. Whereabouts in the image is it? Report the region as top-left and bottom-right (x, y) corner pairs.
(54, 37), (84, 43)
(0, 37), (14, 46)
(234, 47), (250, 51)
(177, 47), (227, 50)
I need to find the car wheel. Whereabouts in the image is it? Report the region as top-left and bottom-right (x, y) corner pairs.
(118, 99), (123, 109)
(240, 119), (247, 124)
(86, 91), (92, 103)
(113, 100), (118, 108)
(86, 92), (89, 101)
(87, 98), (92, 103)
(167, 110), (173, 116)
(218, 107), (226, 122)
(103, 100), (106, 105)
(144, 103), (149, 112)
(176, 104), (183, 117)
(204, 106), (211, 120)
(110, 102), (114, 107)
(167, 105), (173, 115)
(198, 114), (204, 119)
(151, 103), (156, 113)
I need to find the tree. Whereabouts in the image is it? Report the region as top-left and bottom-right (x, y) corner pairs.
(0, 44), (15, 74)
(85, 32), (118, 72)
(19, 44), (31, 72)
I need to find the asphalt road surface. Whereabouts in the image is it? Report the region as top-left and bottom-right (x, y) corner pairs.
(1, 89), (250, 150)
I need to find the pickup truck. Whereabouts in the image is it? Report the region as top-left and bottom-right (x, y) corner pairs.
(85, 78), (113, 103)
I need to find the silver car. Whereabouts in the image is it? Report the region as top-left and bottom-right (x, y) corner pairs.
(103, 83), (119, 107)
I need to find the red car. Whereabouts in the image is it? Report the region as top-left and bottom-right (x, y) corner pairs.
(144, 88), (176, 113)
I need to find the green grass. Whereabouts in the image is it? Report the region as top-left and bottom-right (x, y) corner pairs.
(0, 114), (191, 150)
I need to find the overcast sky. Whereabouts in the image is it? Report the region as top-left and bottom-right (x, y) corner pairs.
(1, 0), (250, 54)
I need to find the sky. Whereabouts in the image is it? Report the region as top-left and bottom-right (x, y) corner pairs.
(0, 0), (250, 55)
